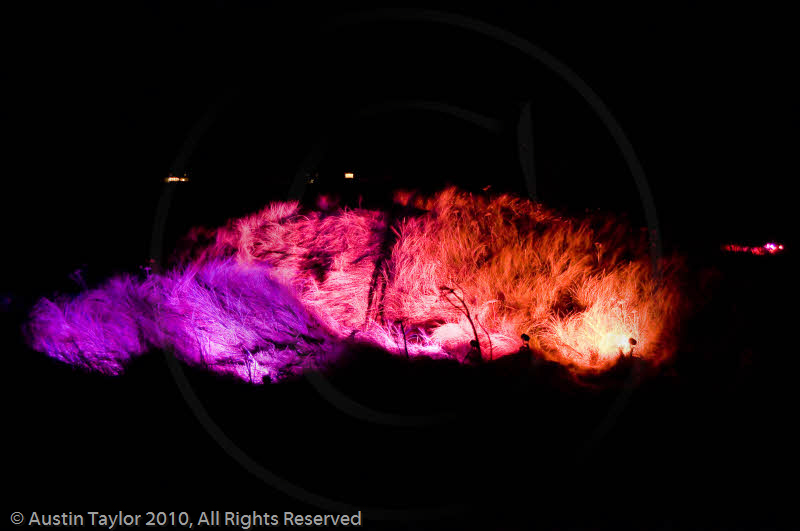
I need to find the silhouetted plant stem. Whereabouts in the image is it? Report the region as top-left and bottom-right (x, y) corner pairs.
(400, 320), (409, 359)
(439, 284), (481, 361)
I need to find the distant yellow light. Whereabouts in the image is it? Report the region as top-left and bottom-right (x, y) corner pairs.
(344, 172), (354, 179)
(164, 176), (189, 183)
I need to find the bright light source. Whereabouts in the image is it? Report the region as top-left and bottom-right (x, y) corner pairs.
(601, 332), (634, 356)
(722, 242), (785, 255)
(164, 176), (189, 183)
(344, 172), (354, 179)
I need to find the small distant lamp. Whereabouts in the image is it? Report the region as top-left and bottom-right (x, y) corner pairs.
(165, 173), (189, 183)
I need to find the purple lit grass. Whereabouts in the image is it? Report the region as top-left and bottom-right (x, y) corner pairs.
(28, 259), (344, 383)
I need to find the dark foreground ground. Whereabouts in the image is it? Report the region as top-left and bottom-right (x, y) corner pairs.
(4, 248), (797, 530)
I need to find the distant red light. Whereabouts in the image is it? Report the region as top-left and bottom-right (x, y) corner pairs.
(722, 242), (785, 256)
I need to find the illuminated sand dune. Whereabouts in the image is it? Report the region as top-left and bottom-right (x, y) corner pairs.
(27, 187), (685, 383)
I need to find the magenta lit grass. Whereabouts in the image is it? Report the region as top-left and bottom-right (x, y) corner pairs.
(27, 187), (686, 383)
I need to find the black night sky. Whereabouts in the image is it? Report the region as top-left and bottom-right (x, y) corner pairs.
(3, 3), (797, 530)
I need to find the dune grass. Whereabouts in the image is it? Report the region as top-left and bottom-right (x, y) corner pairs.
(27, 186), (685, 382)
